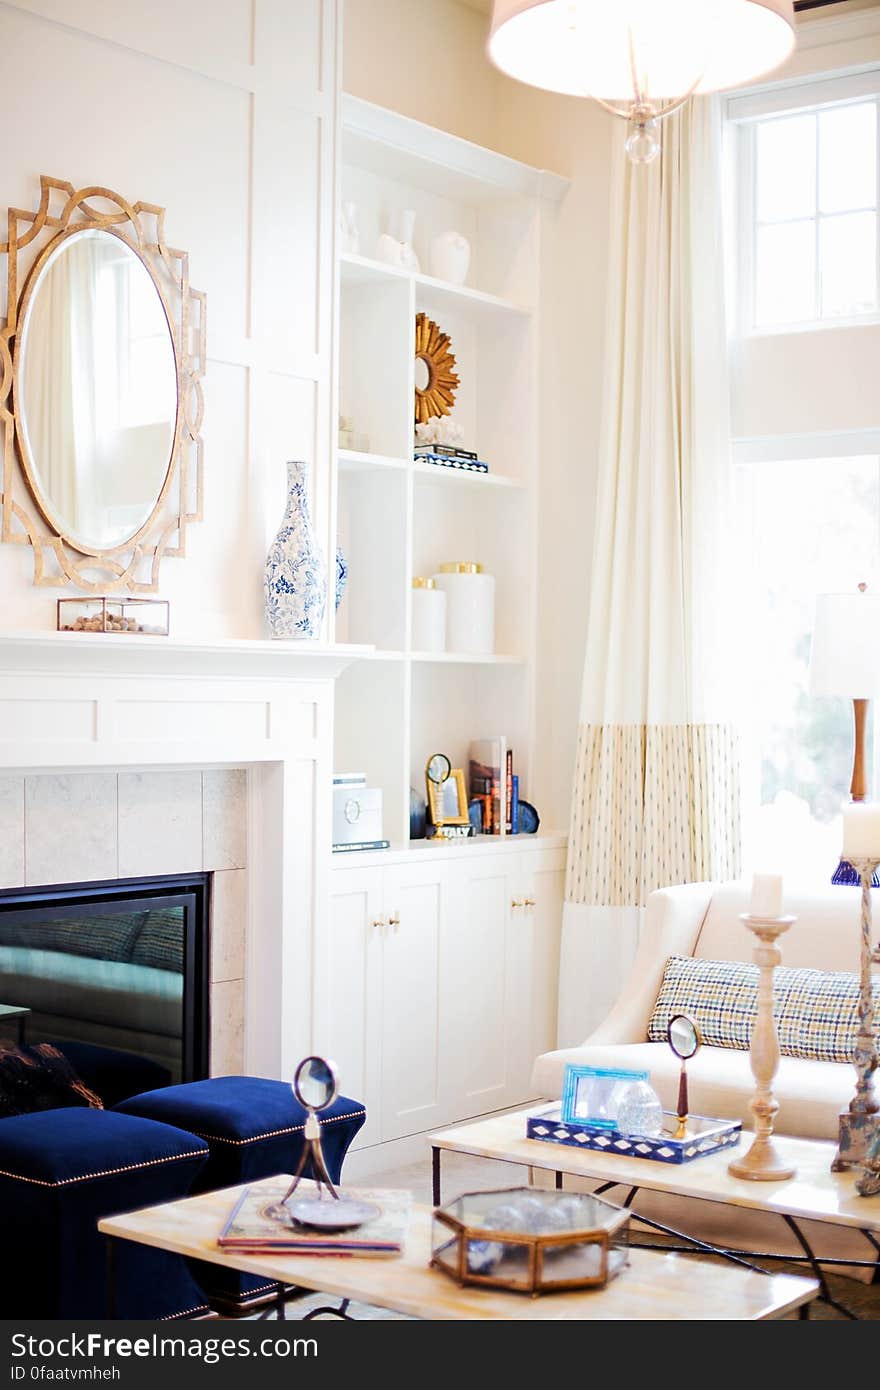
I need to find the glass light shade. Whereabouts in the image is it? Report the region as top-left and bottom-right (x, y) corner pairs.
(810, 591), (880, 699)
(488, 0), (795, 106)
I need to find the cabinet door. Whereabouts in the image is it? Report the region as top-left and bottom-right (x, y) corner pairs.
(379, 860), (452, 1141)
(507, 847), (566, 1103)
(445, 855), (517, 1119)
(322, 868), (384, 1148)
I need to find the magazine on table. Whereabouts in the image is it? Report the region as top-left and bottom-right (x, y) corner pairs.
(218, 1179), (410, 1256)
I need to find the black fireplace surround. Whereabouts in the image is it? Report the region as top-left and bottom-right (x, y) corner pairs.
(0, 874), (209, 1105)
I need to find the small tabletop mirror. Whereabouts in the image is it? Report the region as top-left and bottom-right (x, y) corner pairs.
(667, 1014), (701, 1139)
(426, 752), (452, 785)
(668, 1014), (701, 1061)
(293, 1055), (339, 1112)
(284, 1056), (379, 1231)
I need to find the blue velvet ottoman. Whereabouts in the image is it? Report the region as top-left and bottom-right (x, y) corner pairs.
(0, 1108), (210, 1320)
(116, 1075), (366, 1311)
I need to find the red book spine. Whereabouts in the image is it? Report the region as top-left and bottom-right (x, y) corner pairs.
(505, 749), (513, 833)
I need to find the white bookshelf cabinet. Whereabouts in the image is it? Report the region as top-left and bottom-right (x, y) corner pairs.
(321, 98), (569, 1150)
(321, 839), (565, 1151)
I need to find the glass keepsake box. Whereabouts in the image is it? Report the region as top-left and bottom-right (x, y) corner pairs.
(57, 597), (169, 635)
(431, 1187), (629, 1295)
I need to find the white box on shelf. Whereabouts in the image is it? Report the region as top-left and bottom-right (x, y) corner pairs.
(333, 783), (384, 846)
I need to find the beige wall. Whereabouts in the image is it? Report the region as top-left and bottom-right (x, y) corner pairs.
(344, 0), (615, 828)
(344, 0), (498, 150)
(0, 0), (338, 639)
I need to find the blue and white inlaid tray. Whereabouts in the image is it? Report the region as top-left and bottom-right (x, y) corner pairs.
(526, 1106), (742, 1165)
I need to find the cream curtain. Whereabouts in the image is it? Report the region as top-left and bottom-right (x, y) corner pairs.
(559, 97), (742, 1048)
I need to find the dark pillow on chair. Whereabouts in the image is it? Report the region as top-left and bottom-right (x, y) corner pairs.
(0, 1043), (103, 1117)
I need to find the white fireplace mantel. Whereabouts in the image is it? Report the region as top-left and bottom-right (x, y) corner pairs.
(0, 631), (370, 681)
(0, 630), (370, 1083)
(0, 632), (369, 772)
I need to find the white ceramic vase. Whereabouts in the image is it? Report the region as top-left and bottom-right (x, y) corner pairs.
(264, 460), (327, 639)
(376, 212), (420, 271)
(430, 231), (471, 286)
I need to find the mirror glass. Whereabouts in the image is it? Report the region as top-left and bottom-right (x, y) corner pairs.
(292, 1055), (338, 1112)
(18, 227), (178, 553)
(667, 1014), (701, 1060)
(426, 752), (451, 785)
(414, 356), (431, 392)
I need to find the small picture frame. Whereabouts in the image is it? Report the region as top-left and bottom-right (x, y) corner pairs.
(560, 1064), (649, 1128)
(425, 764), (470, 828)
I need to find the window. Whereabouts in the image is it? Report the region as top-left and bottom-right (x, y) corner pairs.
(735, 90), (880, 331)
(734, 452), (880, 877)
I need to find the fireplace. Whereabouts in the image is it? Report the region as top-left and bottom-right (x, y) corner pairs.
(0, 874), (210, 1105)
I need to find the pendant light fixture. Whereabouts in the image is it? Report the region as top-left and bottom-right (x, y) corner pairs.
(488, 0), (796, 164)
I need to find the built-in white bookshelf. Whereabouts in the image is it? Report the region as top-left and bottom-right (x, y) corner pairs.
(329, 96), (568, 850)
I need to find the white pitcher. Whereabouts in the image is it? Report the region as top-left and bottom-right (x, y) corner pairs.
(430, 231), (471, 286)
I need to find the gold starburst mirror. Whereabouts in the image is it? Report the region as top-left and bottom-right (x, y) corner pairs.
(414, 312), (459, 426)
(1, 176), (206, 591)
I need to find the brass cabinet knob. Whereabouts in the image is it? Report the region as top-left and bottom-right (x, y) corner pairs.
(371, 917), (387, 928)
(388, 914), (400, 927)
(511, 899), (523, 909)
(524, 898), (536, 908)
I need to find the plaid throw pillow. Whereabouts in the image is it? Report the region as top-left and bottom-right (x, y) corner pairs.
(647, 955), (880, 1064)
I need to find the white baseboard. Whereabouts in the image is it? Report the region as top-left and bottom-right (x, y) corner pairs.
(344, 1132), (435, 1179)
(343, 1099), (543, 1181)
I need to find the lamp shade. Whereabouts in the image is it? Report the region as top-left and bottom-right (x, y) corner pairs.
(487, 0), (796, 103)
(809, 591), (880, 699)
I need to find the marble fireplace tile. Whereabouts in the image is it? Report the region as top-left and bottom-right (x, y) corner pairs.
(210, 978), (244, 1076)
(118, 771), (203, 878)
(0, 777), (24, 887)
(25, 773), (117, 886)
(202, 769), (247, 870)
(211, 869), (246, 983)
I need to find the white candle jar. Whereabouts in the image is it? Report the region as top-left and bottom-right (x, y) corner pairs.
(433, 562), (495, 655)
(411, 577), (446, 652)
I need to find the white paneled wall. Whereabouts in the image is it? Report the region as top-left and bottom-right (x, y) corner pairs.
(0, 0), (339, 639)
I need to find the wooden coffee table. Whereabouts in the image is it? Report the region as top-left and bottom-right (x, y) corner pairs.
(429, 1106), (880, 1318)
(98, 1175), (817, 1321)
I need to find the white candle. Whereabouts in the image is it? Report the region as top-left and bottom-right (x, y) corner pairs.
(842, 803), (880, 860)
(750, 872), (783, 918)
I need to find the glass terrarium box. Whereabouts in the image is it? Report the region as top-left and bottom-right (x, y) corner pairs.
(431, 1187), (629, 1295)
(57, 597), (169, 636)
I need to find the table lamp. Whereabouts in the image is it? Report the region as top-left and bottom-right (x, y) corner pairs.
(809, 584), (880, 885)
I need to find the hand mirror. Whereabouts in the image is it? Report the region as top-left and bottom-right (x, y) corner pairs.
(667, 1014), (701, 1139)
(283, 1056), (379, 1229)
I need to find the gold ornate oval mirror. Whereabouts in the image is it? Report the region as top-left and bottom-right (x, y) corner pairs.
(414, 312), (459, 425)
(1, 177), (205, 591)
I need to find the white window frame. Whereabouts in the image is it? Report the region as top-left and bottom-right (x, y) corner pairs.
(728, 68), (880, 338)
(733, 439), (880, 865)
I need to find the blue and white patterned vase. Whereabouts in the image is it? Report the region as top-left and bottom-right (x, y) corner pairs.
(335, 544), (348, 611)
(264, 460), (327, 639)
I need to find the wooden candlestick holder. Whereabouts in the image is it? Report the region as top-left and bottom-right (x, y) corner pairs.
(832, 857), (880, 1173)
(728, 912), (796, 1182)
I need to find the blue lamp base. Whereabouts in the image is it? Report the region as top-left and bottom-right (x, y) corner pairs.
(832, 858), (880, 887)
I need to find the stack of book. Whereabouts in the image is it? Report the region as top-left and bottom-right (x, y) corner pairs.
(413, 443), (489, 475)
(468, 738), (520, 834)
(218, 1180), (411, 1257)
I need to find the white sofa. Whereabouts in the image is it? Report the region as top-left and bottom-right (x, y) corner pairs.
(531, 881), (878, 1276)
(533, 880), (871, 1138)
